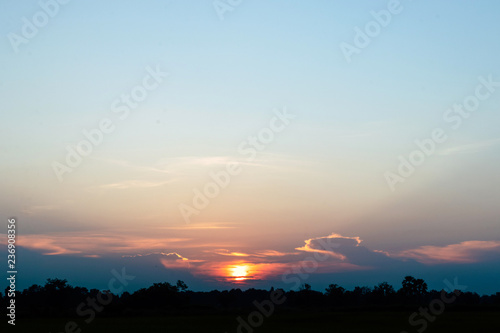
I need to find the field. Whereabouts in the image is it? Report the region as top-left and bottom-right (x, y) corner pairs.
(10, 310), (499, 332)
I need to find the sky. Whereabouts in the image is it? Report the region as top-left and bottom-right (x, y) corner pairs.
(1, 0), (499, 295)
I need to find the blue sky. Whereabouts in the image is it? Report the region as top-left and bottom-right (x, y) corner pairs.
(1, 0), (500, 294)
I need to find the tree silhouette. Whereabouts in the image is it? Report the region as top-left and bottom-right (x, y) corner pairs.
(176, 280), (188, 292)
(373, 282), (395, 297)
(325, 283), (345, 305)
(400, 276), (428, 303)
(6, 276), (499, 318)
(299, 283), (312, 291)
(325, 284), (345, 298)
(45, 278), (69, 291)
(401, 276), (427, 296)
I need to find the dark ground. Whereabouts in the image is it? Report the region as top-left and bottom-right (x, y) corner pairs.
(7, 310), (500, 333)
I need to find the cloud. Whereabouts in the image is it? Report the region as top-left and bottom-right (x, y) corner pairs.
(153, 153), (315, 175)
(298, 235), (500, 269)
(396, 240), (500, 264)
(120, 251), (205, 270)
(438, 138), (500, 156)
(98, 180), (175, 190)
(83, 158), (182, 191)
(294, 233), (401, 271)
(158, 233), (395, 281)
(90, 157), (175, 175)
(4, 232), (191, 257)
(158, 252), (198, 269)
(211, 249), (251, 257)
(14, 237), (82, 256)
(123, 252), (188, 259)
(255, 250), (299, 257)
(12, 229), (499, 287)
(155, 156), (235, 169)
(295, 233), (360, 260)
(181, 233), (376, 281)
(156, 223), (237, 230)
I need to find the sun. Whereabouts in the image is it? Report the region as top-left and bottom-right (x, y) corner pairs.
(230, 265), (250, 281)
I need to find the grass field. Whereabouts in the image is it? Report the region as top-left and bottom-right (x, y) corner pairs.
(8, 310), (499, 332)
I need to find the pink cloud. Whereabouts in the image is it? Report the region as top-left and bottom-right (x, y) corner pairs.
(396, 240), (500, 264)
(2, 232), (191, 257)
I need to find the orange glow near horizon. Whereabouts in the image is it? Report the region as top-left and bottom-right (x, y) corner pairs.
(228, 264), (251, 282)
(217, 262), (291, 283)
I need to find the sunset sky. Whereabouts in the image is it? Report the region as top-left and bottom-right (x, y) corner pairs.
(1, 1), (500, 295)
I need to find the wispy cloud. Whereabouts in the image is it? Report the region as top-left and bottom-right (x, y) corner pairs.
(98, 179), (176, 190)
(155, 223), (237, 230)
(3, 232), (191, 257)
(255, 250), (299, 257)
(438, 138), (500, 156)
(155, 156), (235, 168)
(396, 240), (500, 264)
(84, 157), (183, 191)
(211, 249), (252, 257)
(123, 252), (188, 259)
(154, 153), (315, 174)
(90, 157), (176, 175)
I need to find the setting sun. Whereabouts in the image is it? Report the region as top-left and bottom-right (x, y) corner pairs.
(228, 264), (250, 282)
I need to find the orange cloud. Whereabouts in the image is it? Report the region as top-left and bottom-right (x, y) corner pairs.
(255, 250), (299, 257)
(15, 237), (82, 256)
(211, 249), (251, 257)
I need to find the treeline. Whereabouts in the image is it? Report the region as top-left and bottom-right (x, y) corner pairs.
(2, 276), (500, 317)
